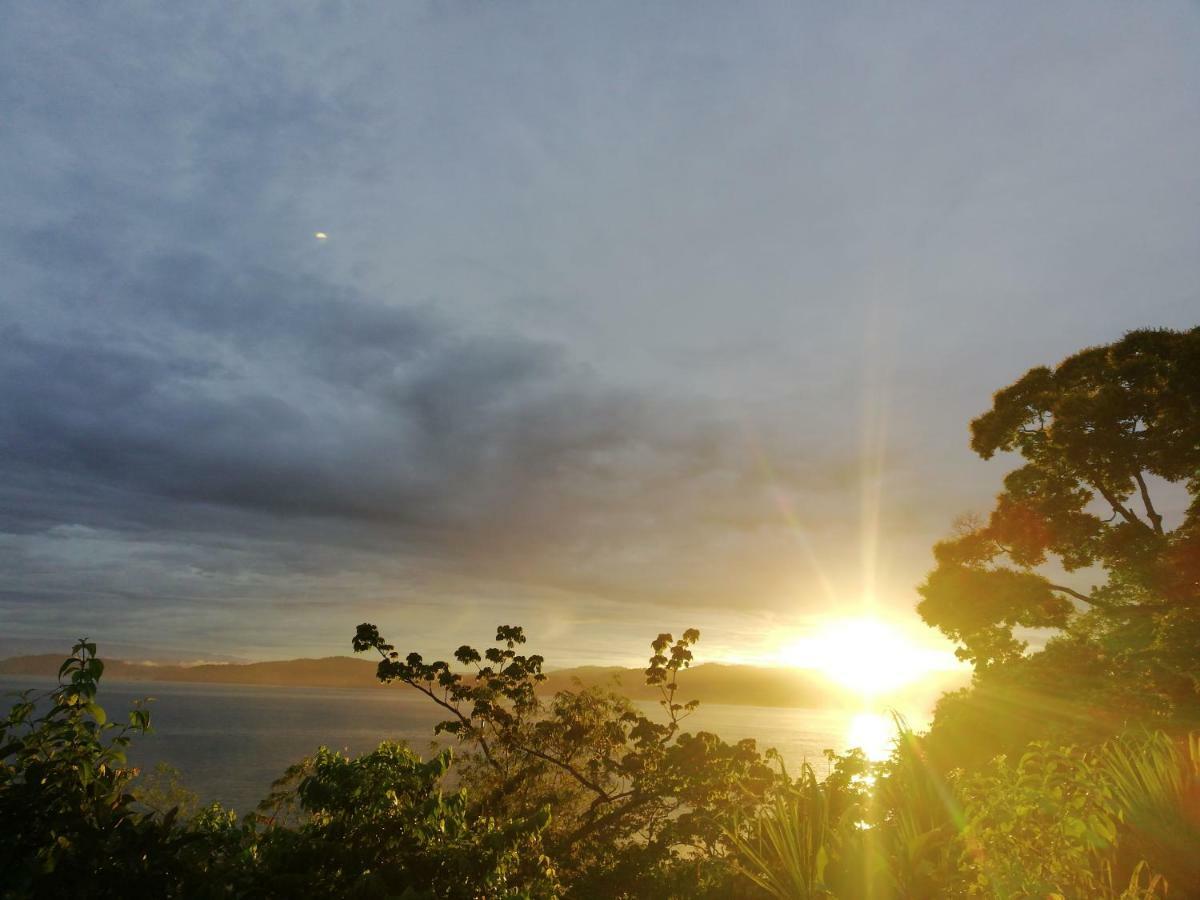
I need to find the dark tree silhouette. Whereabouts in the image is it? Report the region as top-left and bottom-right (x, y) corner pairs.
(918, 327), (1200, 737)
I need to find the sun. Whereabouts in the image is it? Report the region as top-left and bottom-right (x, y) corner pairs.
(775, 616), (954, 697)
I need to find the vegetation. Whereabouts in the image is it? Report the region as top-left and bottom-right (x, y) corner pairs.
(917, 327), (1200, 764)
(1, 639), (559, 899)
(0, 640), (183, 898)
(350, 623), (787, 895)
(2, 327), (1197, 897)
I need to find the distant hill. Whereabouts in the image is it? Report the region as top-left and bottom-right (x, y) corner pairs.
(0, 654), (379, 689)
(0, 653), (967, 710)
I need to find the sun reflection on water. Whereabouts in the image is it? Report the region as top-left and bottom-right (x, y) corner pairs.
(845, 711), (895, 762)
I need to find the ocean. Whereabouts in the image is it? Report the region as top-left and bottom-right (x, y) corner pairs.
(0, 676), (926, 814)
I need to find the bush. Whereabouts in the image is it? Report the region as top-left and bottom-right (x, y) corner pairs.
(0, 640), (558, 899)
(0, 639), (185, 898)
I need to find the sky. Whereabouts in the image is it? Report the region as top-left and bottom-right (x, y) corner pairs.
(1, 2), (1198, 666)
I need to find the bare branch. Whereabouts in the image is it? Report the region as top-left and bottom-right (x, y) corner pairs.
(1088, 473), (1154, 534)
(1133, 471), (1165, 535)
(1046, 583), (1115, 611)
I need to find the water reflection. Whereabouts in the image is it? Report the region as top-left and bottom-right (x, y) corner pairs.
(845, 711), (896, 762)
(0, 677), (922, 809)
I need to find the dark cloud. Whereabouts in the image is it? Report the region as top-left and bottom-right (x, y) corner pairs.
(2, 232), (913, 663)
(1, 252), (592, 525)
(3, 233), (845, 590)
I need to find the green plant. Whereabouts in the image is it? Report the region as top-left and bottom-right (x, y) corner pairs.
(952, 741), (1161, 899)
(233, 742), (559, 899)
(866, 716), (966, 899)
(353, 624), (788, 897)
(917, 328), (1200, 768)
(0, 639), (184, 898)
(132, 761), (202, 820)
(725, 762), (834, 899)
(1102, 730), (1200, 893)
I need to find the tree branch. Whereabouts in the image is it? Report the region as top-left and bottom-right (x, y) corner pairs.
(371, 646), (503, 774)
(1133, 471), (1165, 535)
(508, 741), (614, 801)
(556, 791), (656, 853)
(1089, 474), (1153, 533)
(1046, 583), (1115, 611)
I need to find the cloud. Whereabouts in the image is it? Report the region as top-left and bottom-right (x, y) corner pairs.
(2, 229), (925, 663)
(2, 1), (1197, 659)
(2, 235), (846, 593)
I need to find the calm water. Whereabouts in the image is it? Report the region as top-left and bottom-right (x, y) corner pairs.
(1, 676), (925, 813)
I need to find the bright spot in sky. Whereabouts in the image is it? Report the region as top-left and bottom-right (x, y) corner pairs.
(775, 616), (956, 697)
(314, 232), (328, 240)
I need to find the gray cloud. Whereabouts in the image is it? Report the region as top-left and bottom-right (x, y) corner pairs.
(3, 236), (870, 621)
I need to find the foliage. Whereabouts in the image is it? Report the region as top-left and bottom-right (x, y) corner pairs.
(724, 763), (834, 899)
(0, 639), (183, 898)
(203, 742), (559, 899)
(917, 328), (1200, 763)
(132, 761), (202, 820)
(6, 633), (1200, 898)
(1101, 730), (1200, 891)
(863, 717), (966, 899)
(953, 742), (1123, 897)
(724, 723), (1192, 899)
(948, 731), (1200, 899)
(353, 623), (788, 897)
(0, 641), (558, 899)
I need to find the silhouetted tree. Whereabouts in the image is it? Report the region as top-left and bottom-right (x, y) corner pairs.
(352, 623), (787, 897)
(918, 327), (1200, 754)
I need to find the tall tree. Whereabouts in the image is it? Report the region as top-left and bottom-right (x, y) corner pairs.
(918, 328), (1200, 739)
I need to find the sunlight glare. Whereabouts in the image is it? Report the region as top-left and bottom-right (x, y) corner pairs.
(846, 711), (894, 762)
(776, 616), (954, 697)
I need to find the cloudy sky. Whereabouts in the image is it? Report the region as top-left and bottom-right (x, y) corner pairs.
(2, 2), (1197, 665)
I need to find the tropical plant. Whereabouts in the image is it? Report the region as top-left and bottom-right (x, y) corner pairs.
(866, 717), (966, 898)
(724, 762), (835, 899)
(1101, 730), (1200, 894)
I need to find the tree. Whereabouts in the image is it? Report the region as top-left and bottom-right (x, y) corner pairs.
(917, 328), (1200, 754)
(351, 623), (788, 897)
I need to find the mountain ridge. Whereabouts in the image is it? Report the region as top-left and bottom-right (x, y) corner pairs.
(0, 653), (966, 710)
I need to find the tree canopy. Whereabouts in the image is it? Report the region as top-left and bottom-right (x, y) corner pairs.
(918, 327), (1200, 740)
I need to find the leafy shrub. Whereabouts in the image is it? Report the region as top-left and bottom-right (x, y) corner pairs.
(0, 639), (184, 898)
(206, 743), (559, 899)
(1, 641), (559, 899)
(953, 742), (1123, 897)
(353, 623), (790, 897)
